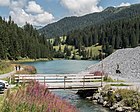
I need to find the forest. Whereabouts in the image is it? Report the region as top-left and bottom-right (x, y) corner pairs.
(40, 4), (140, 38)
(0, 16), (53, 60)
(53, 15), (140, 59)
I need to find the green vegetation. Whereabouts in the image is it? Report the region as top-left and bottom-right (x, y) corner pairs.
(40, 4), (140, 60)
(0, 16), (53, 61)
(0, 62), (13, 74)
(0, 95), (4, 110)
(16, 65), (37, 74)
(40, 4), (140, 38)
(100, 85), (140, 111)
(52, 37), (102, 60)
(50, 14), (140, 60)
(1, 81), (77, 112)
(110, 83), (131, 86)
(115, 89), (140, 111)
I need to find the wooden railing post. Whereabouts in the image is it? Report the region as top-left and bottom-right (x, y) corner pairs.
(44, 76), (46, 86)
(64, 76), (66, 90)
(83, 76), (85, 89)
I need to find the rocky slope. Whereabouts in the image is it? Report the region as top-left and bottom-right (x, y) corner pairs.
(86, 47), (140, 81)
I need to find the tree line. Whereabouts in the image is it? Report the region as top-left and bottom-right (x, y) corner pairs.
(0, 16), (53, 60)
(64, 16), (140, 56)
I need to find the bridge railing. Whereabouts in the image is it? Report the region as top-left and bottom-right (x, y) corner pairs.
(14, 74), (104, 89)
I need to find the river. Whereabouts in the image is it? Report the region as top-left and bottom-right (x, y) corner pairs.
(22, 60), (110, 112)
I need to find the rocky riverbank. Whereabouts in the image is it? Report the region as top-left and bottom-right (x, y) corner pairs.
(86, 85), (140, 112)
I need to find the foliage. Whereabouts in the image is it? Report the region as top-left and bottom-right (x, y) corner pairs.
(115, 89), (140, 110)
(101, 86), (140, 111)
(110, 83), (131, 86)
(0, 95), (4, 110)
(103, 76), (115, 82)
(2, 81), (78, 112)
(0, 62), (13, 74)
(16, 65), (37, 74)
(40, 4), (140, 59)
(40, 4), (140, 38)
(0, 17), (53, 60)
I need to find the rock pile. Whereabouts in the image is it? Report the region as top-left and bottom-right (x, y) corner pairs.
(86, 85), (140, 112)
(86, 47), (140, 81)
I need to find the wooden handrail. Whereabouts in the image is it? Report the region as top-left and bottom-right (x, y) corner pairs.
(14, 74), (103, 89)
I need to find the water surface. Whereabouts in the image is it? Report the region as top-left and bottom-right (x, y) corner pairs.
(22, 60), (98, 74)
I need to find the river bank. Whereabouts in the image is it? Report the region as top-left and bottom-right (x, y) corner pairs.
(85, 85), (140, 112)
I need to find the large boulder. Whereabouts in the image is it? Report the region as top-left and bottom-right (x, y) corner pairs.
(93, 93), (100, 100)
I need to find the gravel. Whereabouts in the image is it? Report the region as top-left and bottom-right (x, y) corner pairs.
(85, 47), (140, 82)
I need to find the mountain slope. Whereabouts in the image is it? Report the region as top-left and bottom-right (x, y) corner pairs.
(39, 4), (140, 38)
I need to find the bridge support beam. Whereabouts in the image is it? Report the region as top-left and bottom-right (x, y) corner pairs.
(76, 89), (98, 98)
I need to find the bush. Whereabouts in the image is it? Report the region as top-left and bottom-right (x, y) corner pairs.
(115, 89), (140, 110)
(16, 65), (37, 74)
(2, 81), (77, 112)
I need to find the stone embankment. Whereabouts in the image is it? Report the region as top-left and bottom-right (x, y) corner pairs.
(86, 47), (140, 81)
(86, 86), (140, 112)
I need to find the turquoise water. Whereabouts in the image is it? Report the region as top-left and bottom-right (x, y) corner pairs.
(22, 60), (99, 74)
(22, 60), (110, 112)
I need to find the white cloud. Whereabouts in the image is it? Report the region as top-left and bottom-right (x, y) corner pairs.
(35, 12), (54, 24)
(60, 0), (103, 16)
(0, 0), (10, 6)
(117, 2), (131, 7)
(10, 9), (34, 26)
(8, 0), (54, 26)
(26, 1), (44, 14)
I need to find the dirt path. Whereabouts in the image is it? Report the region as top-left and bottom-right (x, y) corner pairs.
(0, 70), (16, 79)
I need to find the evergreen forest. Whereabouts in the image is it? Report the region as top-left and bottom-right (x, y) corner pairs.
(0, 16), (53, 60)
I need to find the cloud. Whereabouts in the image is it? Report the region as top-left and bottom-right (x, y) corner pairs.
(35, 12), (54, 24)
(118, 2), (131, 7)
(26, 1), (43, 14)
(8, 0), (54, 26)
(60, 0), (103, 16)
(0, 0), (10, 6)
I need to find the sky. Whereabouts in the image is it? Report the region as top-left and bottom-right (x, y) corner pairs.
(0, 0), (140, 26)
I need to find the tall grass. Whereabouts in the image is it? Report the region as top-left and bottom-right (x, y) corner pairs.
(2, 81), (78, 112)
(0, 62), (13, 74)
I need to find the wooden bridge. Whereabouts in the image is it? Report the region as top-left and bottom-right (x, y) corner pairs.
(14, 74), (103, 89)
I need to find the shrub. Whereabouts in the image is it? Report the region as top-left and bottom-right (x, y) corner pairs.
(16, 65), (37, 74)
(115, 89), (140, 110)
(2, 81), (77, 112)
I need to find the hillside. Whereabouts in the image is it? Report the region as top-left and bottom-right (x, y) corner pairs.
(39, 4), (140, 38)
(85, 47), (140, 81)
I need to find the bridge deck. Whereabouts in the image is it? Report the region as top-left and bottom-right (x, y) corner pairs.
(14, 74), (103, 89)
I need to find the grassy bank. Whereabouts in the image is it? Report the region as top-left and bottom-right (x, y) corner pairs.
(12, 58), (49, 63)
(0, 62), (13, 74)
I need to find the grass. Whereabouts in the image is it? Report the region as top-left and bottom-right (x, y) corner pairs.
(53, 44), (74, 51)
(104, 76), (124, 82)
(101, 86), (140, 111)
(91, 76), (124, 83)
(13, 58), (49, 63)
(110, 83), (131, 86)
(0, 95), (4, 110)
(0, 62), (14, 74)
(86, 45), (102, 56)
(53, 44), (102, 59)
